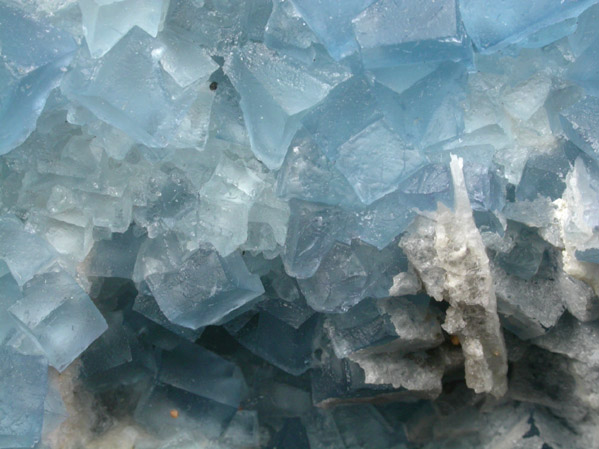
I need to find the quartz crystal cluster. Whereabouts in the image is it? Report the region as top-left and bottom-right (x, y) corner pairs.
(1, 0), (599, 448)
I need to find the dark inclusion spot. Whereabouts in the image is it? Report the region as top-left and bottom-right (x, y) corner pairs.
(209, 81), (218, 91)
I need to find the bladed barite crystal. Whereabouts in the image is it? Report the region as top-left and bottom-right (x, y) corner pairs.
(400, 156), (508, 397)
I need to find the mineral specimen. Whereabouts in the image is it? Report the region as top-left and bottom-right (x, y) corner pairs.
(1, 0), (599, 448)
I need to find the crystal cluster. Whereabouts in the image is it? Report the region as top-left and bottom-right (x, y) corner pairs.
(1, 0), (599, 448)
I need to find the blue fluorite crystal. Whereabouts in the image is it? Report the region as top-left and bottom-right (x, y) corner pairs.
(568, 4), (599, 57)
(8, 267), (108, 371)
(289, 0), (376, 60)
(40, 381), (68, 442)
(145, 244), (264, 330)
(0, 4), (77, 155)
(226, 311), (319, 375)
(79, 0), (169, 58)
(158, 341), (246, 407)
(132, 292), (205, 342)
(460, 0), (597, 52)
(0, 215), (58, 286)
(63, 27), (210, 148)
(0, 265), (22, 345)
(134, 383), (238, 440)
(0, 347), (48, 448)
(560, 96), (599, 160)
(268, 417), (311, 449)
(224, 42), (349, 169)
(264, 0), (318, 61)
(325, 296), (443, 358)
(297, 239), (405, 313)
(352, 0), (472, 67)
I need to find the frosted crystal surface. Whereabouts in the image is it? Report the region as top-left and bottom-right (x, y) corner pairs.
(264, 0), (317, 60)
(568, 36), (599, 96)
(333, 119), (425, 205)
(0, 3), (77, 155)
(2, 1), (599, 448)
(8, 267), (108, 371)
(493, 258), (567, 339)
(224, 42), (349, 169)
(145, 244), (264, 329)
(62, 27), (210, 147)
(79, 0), (169, 58)
(533, 313), (599, 366)
(0, 215), (58, 286)
(297, 239), (405, 313)
(353, 0), (471, 67)
(289, 0), (376, 60)
(560, 96), (599, 161)
(164, 0), (272, 53)
(0, 347), (48, 449)
(132, 292), (204, 342)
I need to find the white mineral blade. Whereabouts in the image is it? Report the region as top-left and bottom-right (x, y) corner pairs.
(388, 263), (422, 297)
(349, 351), (444, 397)
(555, 158), (599, 296)
(437, 155), (508, 396)
(400, 155), (508, 397)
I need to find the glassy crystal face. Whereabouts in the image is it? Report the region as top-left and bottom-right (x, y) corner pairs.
(353, 0), (472, 67)
(560, 96), (599, 161)
(460, 0), (598, 52)
(0, 3), (77, 156)
(289, 0), (377, 60)
(143, 243), (265, 330)
(79, 0), (169, 58)
(224, 41), (349, 169)
(8, 267), (108, 372)
(3, 0), (599, 448)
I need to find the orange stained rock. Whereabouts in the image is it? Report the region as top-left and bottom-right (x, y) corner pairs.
(450, 335), (460, 346)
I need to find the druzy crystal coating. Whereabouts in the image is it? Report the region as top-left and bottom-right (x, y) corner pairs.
(1, 0), (599, 448)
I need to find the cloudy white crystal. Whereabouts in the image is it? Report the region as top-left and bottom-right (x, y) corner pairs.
(401, 155), (508, 397)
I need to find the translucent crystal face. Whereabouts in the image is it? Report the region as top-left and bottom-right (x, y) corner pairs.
(0, 4), (77, 155)
(2, 0), (599, 448)
(8, 267), (108, 372)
